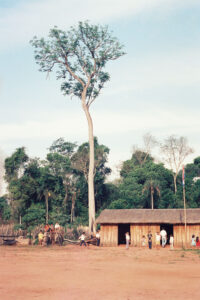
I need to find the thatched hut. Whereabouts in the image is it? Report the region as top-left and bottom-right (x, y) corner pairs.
(96, 209), (200, 247)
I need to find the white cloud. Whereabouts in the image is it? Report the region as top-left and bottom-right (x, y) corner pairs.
(0, 0), (196, 50)
(0, 105), (199, 142)
(105, 48), (200, 97)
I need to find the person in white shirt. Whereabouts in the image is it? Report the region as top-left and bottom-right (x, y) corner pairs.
(55, 222), (60, 230)
(160, 229), (167, 247)
(96, 231), (100, 246)
(169, 235), (174, 249)
(125, 232), (130, 250)
(79, 232), (87, 246)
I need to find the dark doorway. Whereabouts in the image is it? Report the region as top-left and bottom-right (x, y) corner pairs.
(118, 224), (130, 245)
(160, 224), (173, 244)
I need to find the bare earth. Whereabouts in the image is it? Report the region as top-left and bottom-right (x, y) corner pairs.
(0, 245), (200, 300)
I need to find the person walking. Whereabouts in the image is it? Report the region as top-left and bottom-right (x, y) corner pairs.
(79, 232), (87, 247)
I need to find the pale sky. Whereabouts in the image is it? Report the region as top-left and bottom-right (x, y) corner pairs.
(0, 0), (200, 180)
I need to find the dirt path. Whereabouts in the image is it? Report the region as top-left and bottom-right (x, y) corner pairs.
(0, 245), (200, 300)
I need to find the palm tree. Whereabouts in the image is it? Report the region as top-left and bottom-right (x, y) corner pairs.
(142, 179), (161, 210)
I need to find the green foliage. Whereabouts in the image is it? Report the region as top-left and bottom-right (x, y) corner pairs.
(4, 137), (111, 228)
(0, 197), (11, 221)
(30, 21), (125, 104)
(4, 147), (28, 182)
(4, 139), (200, 228)
(113, 152), (175, 209)
(22, 203), (45, 227)
(13, 224), (25, 231)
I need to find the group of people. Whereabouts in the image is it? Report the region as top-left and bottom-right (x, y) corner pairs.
(79, 230), (101, 247)
(191, 234), (200, 247)
(142, 229), (173, 250)
(38, 222), (63, 246)
(125, 229), (200, 249)
(125, 229), (173, 250)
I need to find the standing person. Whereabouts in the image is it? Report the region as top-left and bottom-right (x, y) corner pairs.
(50, 224), (55, 245)
(79, 232), (87, 247)
(96, 230), (100, 246)
(169, 235), (174, 250)
(38, 230), (44, 246)
(141, 235), (146, 247)
(44, 223), (50, 232)
(55, 222), (60, 231)
(147, 231), (153, 249)
(125, 232), (130, 250)
(160, 228), (167, 247)
(191, 234), (196, 247)
(196, 236), (200, 247)
(155, 232), (161, 249)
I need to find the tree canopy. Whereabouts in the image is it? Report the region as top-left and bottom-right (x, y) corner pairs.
(31, 21), (125, 233)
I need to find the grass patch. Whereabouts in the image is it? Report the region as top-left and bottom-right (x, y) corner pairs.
(175, 248), (200, 259)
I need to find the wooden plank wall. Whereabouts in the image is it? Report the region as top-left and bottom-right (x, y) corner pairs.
(100, 224), (200, 247)
(130, 224), (160, 246)
(100, 224), (118, 246)
(174, 225), (200, 247)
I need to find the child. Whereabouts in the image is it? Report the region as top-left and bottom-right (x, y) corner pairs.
(79, 232), (87, 246)
(169, 235), (174, 250)
(155, 232), (160, 249)
(196, 236), (200, 247)
(191, 234), (196, 247)
(38, 230), (44, 245)
(141, 235), (146, 247)
(125, 232), (130, 250)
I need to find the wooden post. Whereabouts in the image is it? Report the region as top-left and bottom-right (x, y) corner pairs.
(183, 185), (187, 246)
(182, 165), (187, 247)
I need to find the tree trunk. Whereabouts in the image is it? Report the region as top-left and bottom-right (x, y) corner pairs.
(63, 187), (68, 212)
(82, 97), (96, 234)
(151, 187), (154, 210)
(173, 174), (177, 194)
(71, 191), (76, 223)
(45, 191), (49, 224)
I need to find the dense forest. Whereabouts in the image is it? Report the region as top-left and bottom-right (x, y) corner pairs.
(0, 136), (200, 230)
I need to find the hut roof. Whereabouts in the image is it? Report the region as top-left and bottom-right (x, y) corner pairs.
(96, 209), (200, 224)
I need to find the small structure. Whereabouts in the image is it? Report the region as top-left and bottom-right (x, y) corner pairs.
(96, 209), (200, 247)
(0, 235), (17, 245)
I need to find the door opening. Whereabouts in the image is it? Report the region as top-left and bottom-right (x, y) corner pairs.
(160, 224), (173, 244)
(118, 224), (130, 245)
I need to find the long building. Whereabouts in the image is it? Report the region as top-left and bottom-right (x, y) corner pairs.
(96, 209), (200, 247)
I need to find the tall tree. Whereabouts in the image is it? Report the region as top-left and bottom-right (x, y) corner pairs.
(30, 22), (125, 232)
(111, 152), (174, 210)
(71, 137), (111, 211)
(4, 147), (29, 221)
(161, 136), (193, 193)
(0, 149), (6, 196)
(142, 179), (160, 210)
(47, 138), (77, 213)
(132, 133), (158, 166)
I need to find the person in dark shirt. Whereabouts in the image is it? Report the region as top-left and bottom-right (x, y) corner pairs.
(147, 231), (153, 249)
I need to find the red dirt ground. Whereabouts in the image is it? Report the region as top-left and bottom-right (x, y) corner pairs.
(0, 245), (200, 300)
